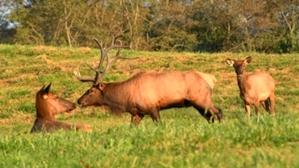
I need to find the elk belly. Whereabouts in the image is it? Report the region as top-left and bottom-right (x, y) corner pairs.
(158, 98), (188, 109)
(258, 91), (271, 101)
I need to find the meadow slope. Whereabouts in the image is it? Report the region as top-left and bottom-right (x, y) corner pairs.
(0, 44), (299, 167)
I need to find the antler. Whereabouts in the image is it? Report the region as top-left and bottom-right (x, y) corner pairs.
(74, 35), (134, 84)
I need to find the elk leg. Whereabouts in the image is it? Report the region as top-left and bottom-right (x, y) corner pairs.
(261, 98), (273, 113)
(193, 106), (214, 123)
(211, 106), (222, 122)
(190, 99), (212, 122)
(149, 109), (161, 123)
(254, 102), (260, 116)
(261, 101), (267, 111)
(131, 114), (144, 126)
(207, 107), (223, 123)
(269, 92), (275, 115)
(245, 103), (251, 119)
(75, 124), (93, 132)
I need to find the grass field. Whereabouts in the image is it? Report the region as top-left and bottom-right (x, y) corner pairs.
(1, 44), (299, 167)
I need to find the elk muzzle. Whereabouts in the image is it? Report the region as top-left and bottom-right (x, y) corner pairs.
(60, 99), (76, 112)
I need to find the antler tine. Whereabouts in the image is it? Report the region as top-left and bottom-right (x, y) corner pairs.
(97, 37), (127, 81)
(93, 38), (105, 70)
(111, 40), (136, 60)
(97, 39), (137, 82)
(73, 68), (98, 83)
(73, 38), (105, 84)
(75, 35), (135, 83)
(92, 37), (108, 84)
(105, 35), (131, 52)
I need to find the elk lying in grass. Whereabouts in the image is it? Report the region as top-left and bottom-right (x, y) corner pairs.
(74, 36), (222, 125)
(30, 83), (92, 133)
(226, 56), (275, 119)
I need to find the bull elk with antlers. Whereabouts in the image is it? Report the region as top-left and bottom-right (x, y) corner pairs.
(226, 56), (276, 119)
(30, 83), (92, 133)
(74, 36), (222, 125)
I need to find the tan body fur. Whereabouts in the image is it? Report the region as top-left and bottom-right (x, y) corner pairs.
(75, 36), (222, 125)
(78, 70), (222, 125)
(240, 73), (275, 105)
(30, 83), (92, 133)
(227, 56), (275, 119)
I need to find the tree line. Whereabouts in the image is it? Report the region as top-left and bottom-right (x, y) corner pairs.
(1, 0), (299, 53)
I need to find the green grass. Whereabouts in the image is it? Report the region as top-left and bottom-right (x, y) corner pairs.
(1, 44), (299, 167)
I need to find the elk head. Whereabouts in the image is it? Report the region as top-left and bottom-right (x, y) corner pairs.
(74, 35), (133, 107)
(35, 83), (76, 120)
(226, 56), (252, 76)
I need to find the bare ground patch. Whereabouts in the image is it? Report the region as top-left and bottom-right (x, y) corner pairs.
(0, 73), (37, 87)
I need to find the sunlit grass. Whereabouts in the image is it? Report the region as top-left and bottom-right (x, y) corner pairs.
(1, 44), (299, 167)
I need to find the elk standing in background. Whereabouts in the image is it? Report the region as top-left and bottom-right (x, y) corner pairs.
(30, 83), (92, 133)
(74, 36), (222, 125)
(226, 56), (275, 119)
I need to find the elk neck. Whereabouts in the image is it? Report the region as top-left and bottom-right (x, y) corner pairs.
(35, 97), (56, 121)
(101, 82), (130, 114)
(236, 72), (247, 97)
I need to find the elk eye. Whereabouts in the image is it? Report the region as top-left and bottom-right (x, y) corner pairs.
(89, 89), (93, 94)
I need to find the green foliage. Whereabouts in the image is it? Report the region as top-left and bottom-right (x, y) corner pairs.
(1, 44), (299, 167)
(4, 0), (299, 53)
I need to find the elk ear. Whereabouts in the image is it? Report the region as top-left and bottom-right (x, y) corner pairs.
(43, 94), (49, 99)
(226, 58), (234, 66)
(39, 85), (46, 91)
(99, 83), (106, 91)
(42, 83), (52, 99)
(245, 56), (252, 64)
(44, 83), (52, 93)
